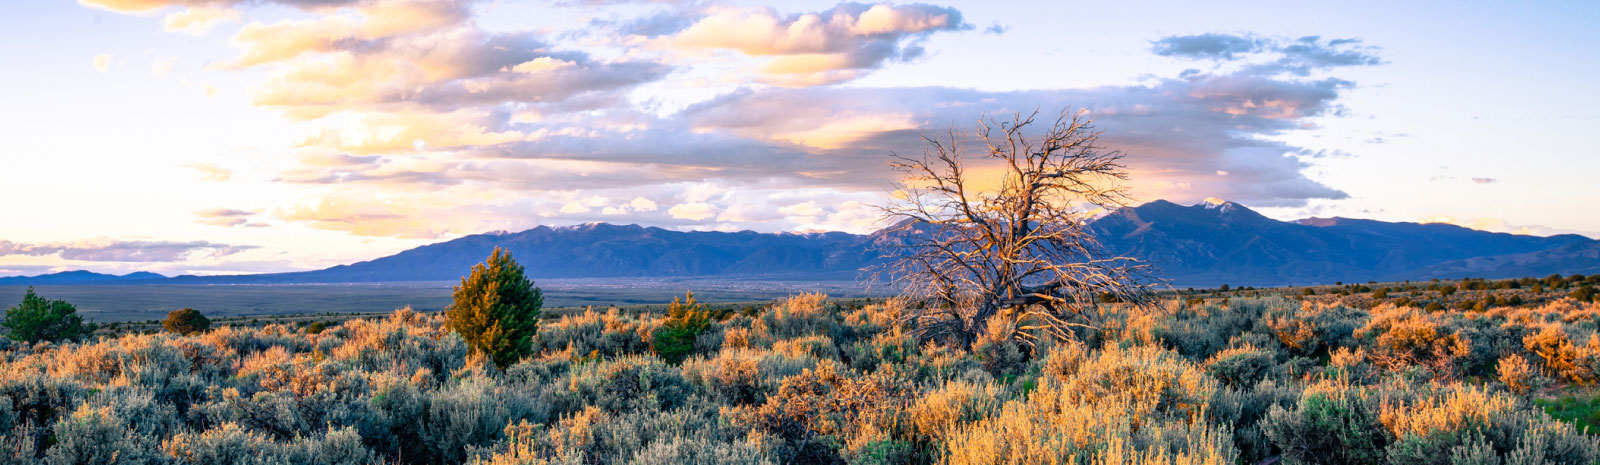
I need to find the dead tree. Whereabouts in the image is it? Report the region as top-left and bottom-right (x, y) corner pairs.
(877, 108), (1154, 347)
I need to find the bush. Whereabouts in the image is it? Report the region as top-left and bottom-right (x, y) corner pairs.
(3, 287), (93, 343)
(163, 308), (212, 335)
(653, 292), (712, 365)
(1497, 354), (1539, 394)
(1204, 344), (1277, 388)
(447, 247), (544, 369)
(1574, 285), (1597, 303)
(1381, 384), (1600, 465)
(1261, 381), (1388, 465)
(941, 344), (1237, 465)
(565, 356), (693, 414)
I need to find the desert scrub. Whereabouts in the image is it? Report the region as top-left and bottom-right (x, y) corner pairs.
(751, 293), (842, 347)
(732, 362), (916, 465)
(561, 355), (693, 414)
(1203, 344), (1277, 388)
(1497, 353), (1542, 394)
(682, 347), (819, 405)
(1356, 305), (1472, 378)
(1260, 379), (1389, 465)
(537, 307), (652, 358)
(940, 344), (1237, 465)
(1379, 384), (1600, 464)
(4, 295), (1600, 464)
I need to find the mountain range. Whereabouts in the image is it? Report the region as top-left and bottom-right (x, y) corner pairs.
(3, 200), (1594, 287)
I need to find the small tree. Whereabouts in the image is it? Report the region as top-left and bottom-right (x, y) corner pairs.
(3, 287), (94, 343)
(878, 108), (1153, 347)
(162, 308), (211, 335)
(653, 291), (712, 364)
(447, 247), (543, 369)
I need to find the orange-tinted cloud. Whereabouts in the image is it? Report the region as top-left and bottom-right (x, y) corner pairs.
(664, 3), (966, 84)
(162, 6), (239, 35)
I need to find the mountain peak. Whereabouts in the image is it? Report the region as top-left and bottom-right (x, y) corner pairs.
(1195, 197), (1237, 212)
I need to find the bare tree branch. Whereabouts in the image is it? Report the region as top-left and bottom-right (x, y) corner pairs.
(872, 107), (1156, 347)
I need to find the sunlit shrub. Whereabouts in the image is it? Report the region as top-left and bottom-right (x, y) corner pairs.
(682, 348), (818, 406)
(752, 293), (841, 346)
(1203, 344), (1276, 388)
(1497, 354), (1540, 394)
(43, 389), (175, 465)
(564, 355), (692, 414)
(1380, 384), (1600, 465)
(419, 375), (551, 464)
(162, 422), (372, 465)
(941, 344), (1237, 465)
(733, 363), (914, 464)
(1261, 380), (1389, 465)
(1356, 306), (1472, 378)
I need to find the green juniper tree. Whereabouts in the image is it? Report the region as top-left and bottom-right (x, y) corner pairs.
(3, 287), (94, 343)
(652, 291), (712, 364)
(162, 308), (211, 335)
(447, 247), (543, 369)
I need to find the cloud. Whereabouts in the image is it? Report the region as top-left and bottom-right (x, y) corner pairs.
(224, 12), (665, 119)
(629, 197), (658, 212)
(162, 6), (239, 35)
(264, 27), (1372, 235)
(93, 54), (112, 72)
(1152, 33), (1263, 60)
(151, 57), (177, 75)
(79, 0), (361, 14)
(0, 239), (254, 262)
(1153, 33), (1381, 76)
(1472, 177), (1497, 184)
(87, 1), (1383, 238)
(668, 202), (719, 220)
(560, 201), (591, 214)
(274, 191), (456, 239)
(194, 208), (267, 227)
(185, 163), (232, 181)
(663, 3), (968, 85)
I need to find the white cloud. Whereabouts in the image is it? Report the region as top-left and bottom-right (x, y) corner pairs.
(668, 202), (719, 221)
(560, 201), (590, 214)
(163, 7), (239, 35)
(92, 54), (112, 73)
(629, 197), (658, 212)
(151, 57), (176, 75)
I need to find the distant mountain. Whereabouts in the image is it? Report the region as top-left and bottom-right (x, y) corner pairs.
(21, 200), (1596, 287)
(164, 223), (881, 284)
(0, 270), (166, 286)
(1410, 241), (1600, 280)
(1089, 200), (1592, 286)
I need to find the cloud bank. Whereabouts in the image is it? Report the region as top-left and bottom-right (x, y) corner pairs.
(83, 0), (1381, 239)
(0, 239), (254, 262)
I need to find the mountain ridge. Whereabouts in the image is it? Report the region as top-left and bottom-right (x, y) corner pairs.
(4, 200), (1593, 287)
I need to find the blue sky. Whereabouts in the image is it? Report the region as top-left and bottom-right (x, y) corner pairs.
(1, 0), (1596, 275)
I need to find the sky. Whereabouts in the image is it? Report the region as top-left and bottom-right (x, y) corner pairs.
(0, 0), (1596, 276)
